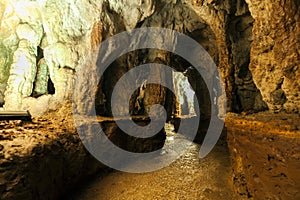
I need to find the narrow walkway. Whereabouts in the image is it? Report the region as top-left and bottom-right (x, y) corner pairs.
(68, 125), (237, 200)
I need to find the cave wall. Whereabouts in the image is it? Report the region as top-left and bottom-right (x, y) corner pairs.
(0, 43), (12, 107)
(0, 0), (99, 114)
(0, 0), (299, 116)
(245, 0), (300, 113)
(0, 1), (299, 198)
(0, 0), (155, 116)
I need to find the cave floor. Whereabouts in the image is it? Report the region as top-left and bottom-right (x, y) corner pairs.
(68, 128), (241, 200)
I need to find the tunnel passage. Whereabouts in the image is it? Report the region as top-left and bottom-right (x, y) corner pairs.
(95, 53), (217, 151)
(92, 4), (223, 151)
(0, 0), (299, 199)
(169, 53), (215, 144)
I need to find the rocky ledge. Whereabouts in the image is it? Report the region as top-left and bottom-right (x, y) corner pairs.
(0, 107), (104, 200)
(0, 104), (168, 200)
(226, 112), (300, 199)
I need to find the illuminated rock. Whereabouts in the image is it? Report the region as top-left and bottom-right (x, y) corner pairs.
(173, 71), (196, 117)
(16, 23), (41, 46)
(0, 43), (12, 106)
(0, 0), (299, 116)
(245, 0), (300, 113)
(4, 40), (37, 110)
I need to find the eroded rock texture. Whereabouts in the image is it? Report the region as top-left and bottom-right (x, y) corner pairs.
(0, 0), (299, 116)
(0, 105), (104, 200)
(246, 0), (300, 113)
(0, 1), (299, 199)
(226, 112), (300, 199)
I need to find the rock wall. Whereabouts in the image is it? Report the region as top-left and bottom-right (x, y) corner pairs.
(245, 0), (300, 113)
(0, 43), (12, 107)
(0, 0), (155, 116)
(0, 0), (299, 115)
(0, 1), (299, 199)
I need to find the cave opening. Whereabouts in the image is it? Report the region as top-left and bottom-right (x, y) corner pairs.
(47, 78), (55, 95)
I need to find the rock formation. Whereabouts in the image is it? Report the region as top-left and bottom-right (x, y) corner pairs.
(0, 0), (298, 116)
(246, 0), (300, 113)
(0, 0), (299, 199)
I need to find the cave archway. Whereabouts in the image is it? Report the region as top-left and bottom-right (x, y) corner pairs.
(93, 4), (220, 149)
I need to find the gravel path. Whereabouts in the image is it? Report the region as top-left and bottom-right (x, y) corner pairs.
(68, 126), (238, 200)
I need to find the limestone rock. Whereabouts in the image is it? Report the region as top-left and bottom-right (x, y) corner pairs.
(16, 24), (41, 47)
(0, 112), (104, 200)
(226, 112), (300, 199)
(33, 58), (49, 97)
(22, 95), (52, 117)
(0, 43), (12, 106)
(4, 40), (37, 110)
(245, 0), (300, 112)
(41, 0), (99, 44)
(2, 33), (19, 51)
(107, 0), (155, 30)
(0, 1), (20, 40)
(0, 0), (299, 116)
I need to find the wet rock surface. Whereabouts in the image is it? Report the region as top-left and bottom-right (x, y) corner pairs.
(226, 112), (300, 199)
(67, 125), (239, 200)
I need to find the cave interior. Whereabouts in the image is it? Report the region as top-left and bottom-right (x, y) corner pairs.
(0, 0), (299, 199)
